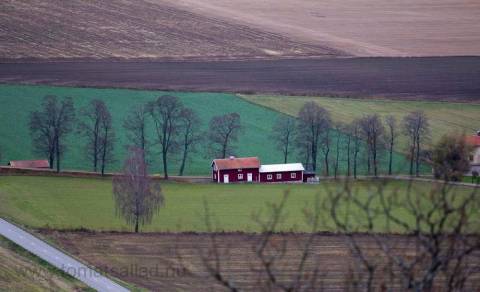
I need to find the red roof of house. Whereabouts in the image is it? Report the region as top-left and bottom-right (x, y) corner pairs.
(212, 157), (261, 170)
(8, 159), (50, 168)
(466, 136), (480, 147)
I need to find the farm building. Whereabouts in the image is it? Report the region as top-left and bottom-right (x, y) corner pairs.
(466, 132), (480, 165)
(8, 159), (50, 168)
(259, 163), (304, 183)
(211, 155), (261, 183)
(211, 155), (315, 183)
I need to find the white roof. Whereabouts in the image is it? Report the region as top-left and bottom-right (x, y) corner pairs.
(259, 163), (305, 173)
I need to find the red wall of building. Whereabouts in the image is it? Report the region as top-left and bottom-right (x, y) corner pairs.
(214, 168), (260, 183)
(259, 170), (303, 183)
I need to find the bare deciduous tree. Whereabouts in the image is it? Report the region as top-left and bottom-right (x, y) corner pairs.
(123, 106), (149, 164)
(385, 115), (399, 175)
(112, 147), (164, 233)
(321, 126), (333, 177)
(99, 110), (116, 176)
(328, 179), (480, 292)
(271, 116), (296, 164)
(360, 114), (385, 178)
(432, 131), (472, 180)
(297, 102), (332, 173)
(178, 108), (202, 176)
(146, 95), (184, 179)
(403, 110), (429, 177)
(348, 119), (363, 179)
(295, 131), (312, 170)
(79, 99), (110, 172)
(207, 112), (244, 159)
(332, 123), (343, 179)
(29, 95), (75, 173)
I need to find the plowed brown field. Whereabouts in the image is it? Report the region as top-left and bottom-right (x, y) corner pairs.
(46, 232), (480, 292)
(0, 0), (346, 62)
(1, 57), (479, 102)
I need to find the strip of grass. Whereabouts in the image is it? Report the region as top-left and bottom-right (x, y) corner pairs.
(0, 176), (477, 233)
(239, 94), (480, 153)
(0, 84), (412, 175)
(0, 234), (94, 292)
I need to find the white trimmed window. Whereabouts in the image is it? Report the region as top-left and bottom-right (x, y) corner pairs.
(238, 169), (242, 172)
(277, 174), (282, 179)
(238, 174), (243, 179)
(291, 173), (296, 178)
(214, 174), (216, 179)
(267, 174), (272, 180)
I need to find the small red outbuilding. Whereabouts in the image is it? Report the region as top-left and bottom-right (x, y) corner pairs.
(8, 159), (50, 168)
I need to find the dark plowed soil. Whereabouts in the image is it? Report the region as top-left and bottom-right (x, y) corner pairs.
(45, 232), (480, 292)
(1, 57), (479, 102)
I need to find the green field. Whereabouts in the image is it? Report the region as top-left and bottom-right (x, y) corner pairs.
(0, 176), (477, 233)
(0, 84), (412, 175)
(240, 94), (480, 152)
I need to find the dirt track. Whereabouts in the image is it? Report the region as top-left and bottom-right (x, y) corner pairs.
(1, 57), (479, 102)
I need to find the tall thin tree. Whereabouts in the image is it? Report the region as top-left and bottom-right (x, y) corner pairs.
(348, 119), (362, 179)
(385, 115), (399, 175)
(178, 108), (202, 176)
(403, 110), (429, 177)
(99, 110), (116, 176)
(123, 106), (149, 164)
(79, 99), (109, 172)
(207, 112), (244, 159)
(271, 116), (296, 163)
(360, 114), (385, 178)
(29, 95), (75, 173)
(297, 102), (332, 173)
(146, 95), (183, 179)
(113, 148), (164, 233)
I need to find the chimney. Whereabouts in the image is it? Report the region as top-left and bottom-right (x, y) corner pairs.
(229, 153), (235, 160)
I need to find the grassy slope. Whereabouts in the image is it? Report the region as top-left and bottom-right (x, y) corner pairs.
(0, 176), (477, 233)
(239, 94), (480, 152)
(0, 235), (94, 292)
(0, 84), (411, 175)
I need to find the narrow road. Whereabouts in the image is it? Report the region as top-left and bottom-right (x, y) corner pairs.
(0, 218), (129, 292)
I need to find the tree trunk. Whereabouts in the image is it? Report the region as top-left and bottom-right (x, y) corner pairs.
(311, 142), (316, 172)
(388, 144), (393, 175)
(135, 214), (139, 233)
(179, 143), (188, 176)
(55, 136), (61, 173)
(324, 151), (329, 176)
(49, 149), (54, 170)
(415, 135), (421, 177)
(163, 150), (169, 179)
(353, 153), (357, 179)
(367, 148), (371, 175)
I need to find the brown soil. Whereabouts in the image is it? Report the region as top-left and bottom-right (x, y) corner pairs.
(0, 0), (346, 63)
(156, 0), (480, 58)
(1, 57), (479, 102)
(43, 231), (480, 291)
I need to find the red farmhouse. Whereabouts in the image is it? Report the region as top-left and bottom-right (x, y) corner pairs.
(211, 155), (313, 183)
(259, 163), (304, 183)
(211, 155), (261, 183)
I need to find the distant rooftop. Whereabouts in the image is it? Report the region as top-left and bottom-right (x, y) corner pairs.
(8, 159), (50, 168)
(259, 163), (305, 173)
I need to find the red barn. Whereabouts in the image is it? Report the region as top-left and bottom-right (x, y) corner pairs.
(8, 159), (50, 168)
(211, 155), (261, 183)
(259, 163), (305, 183)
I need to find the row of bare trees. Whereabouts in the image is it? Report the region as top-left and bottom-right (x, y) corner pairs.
(271, 102), (430, 178)
(28, 95), (245, 177)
